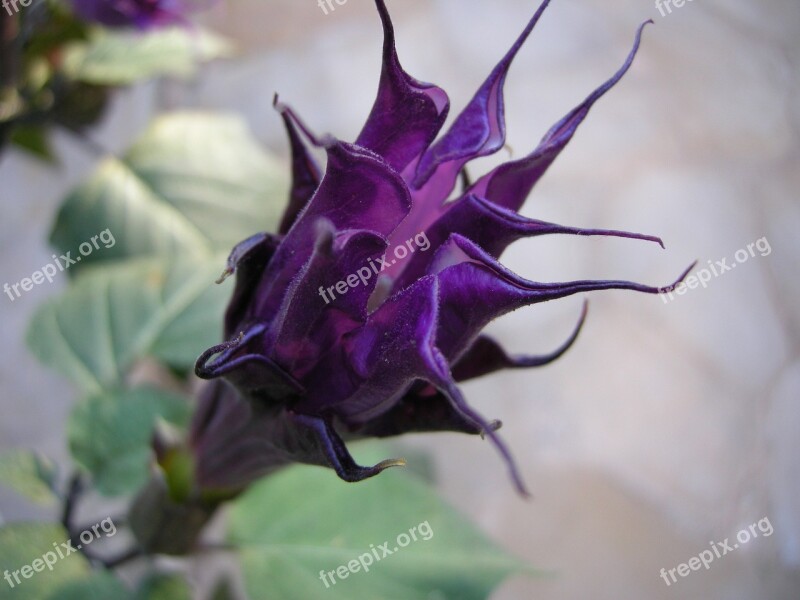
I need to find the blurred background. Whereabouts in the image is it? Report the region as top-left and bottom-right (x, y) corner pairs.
(1, 0), (798, 598)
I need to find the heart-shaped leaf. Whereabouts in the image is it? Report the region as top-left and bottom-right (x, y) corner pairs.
(227, 447), (533, 600)
(26, 257), (229, 394)
(50, 112), (288, 273)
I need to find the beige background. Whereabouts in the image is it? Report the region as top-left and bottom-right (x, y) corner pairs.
(1, 0), (798, 598)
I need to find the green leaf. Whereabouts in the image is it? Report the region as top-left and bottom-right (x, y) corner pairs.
(0, 523), (90, 600)
(62, 27), (232, 85)
(45, 572), (130, 600)
(227, 448), (532, 600)
(26, 256), (228, 394)
(0, 451), (58, 505)
(50, 112), (287, 272)
(68, 387), (191, 497)
(135, 574), (192, 600)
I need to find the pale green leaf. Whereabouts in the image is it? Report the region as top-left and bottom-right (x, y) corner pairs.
(68, 387), (191, 497)
(50, 112), (288, 272)
(63, 27), (232, 85)
(26, 257), (228, 394)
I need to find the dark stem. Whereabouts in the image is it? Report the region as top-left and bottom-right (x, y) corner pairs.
(60, 473), (138, 569)
(60, 472), (83, 533)
(60, 473), (100, 566)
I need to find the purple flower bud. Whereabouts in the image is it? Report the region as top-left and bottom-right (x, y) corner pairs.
(71, 0), (207, 29)
(192, 0), (691, 496)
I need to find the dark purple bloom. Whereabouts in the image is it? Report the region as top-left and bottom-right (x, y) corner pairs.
(192, 0), (691, 496)
(71, 0), (204, 29)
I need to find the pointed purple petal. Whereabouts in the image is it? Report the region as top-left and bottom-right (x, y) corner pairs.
(470, 20), (653, 211)
(432, 234), (694, 358)
(392, 193), (663, 291)
(195, 322), (305, 400)
(302, 276), (528, 495)
(275, 96), (323, 234)
(355, 0), (450, 172)
(291, 413), (406, 482)
(411, 0), (552, 194)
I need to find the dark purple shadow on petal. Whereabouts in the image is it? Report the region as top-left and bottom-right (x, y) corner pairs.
(295, 275), (443, 418)
(355, 383), (484, 436)
(218, 232), (281, 338)
(469, 20), (654, 212)
(452, 301), (588, 381)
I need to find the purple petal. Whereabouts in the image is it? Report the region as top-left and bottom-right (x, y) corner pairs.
(431, 234), (694, 359)
(452, 301), (588, 381)
(355, 0), (450, 172)
(387, 0), (551, 257)
(303, 275), (529, 495)
(469, 20), (653, 211)
(218, 232), (281, 338)
(267, 220), (388, 376)
(355, 383), (486, 436)
(412, 0), (552, 194)
(252, 136), (411, 319)
(195, 322), (304, 400)
(275, 96), (323, 234)
(391, 193), (663, 291)
(290, 413), (406, 482)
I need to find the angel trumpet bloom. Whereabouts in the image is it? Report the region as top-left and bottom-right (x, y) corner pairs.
(192, 0), (691, 496)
